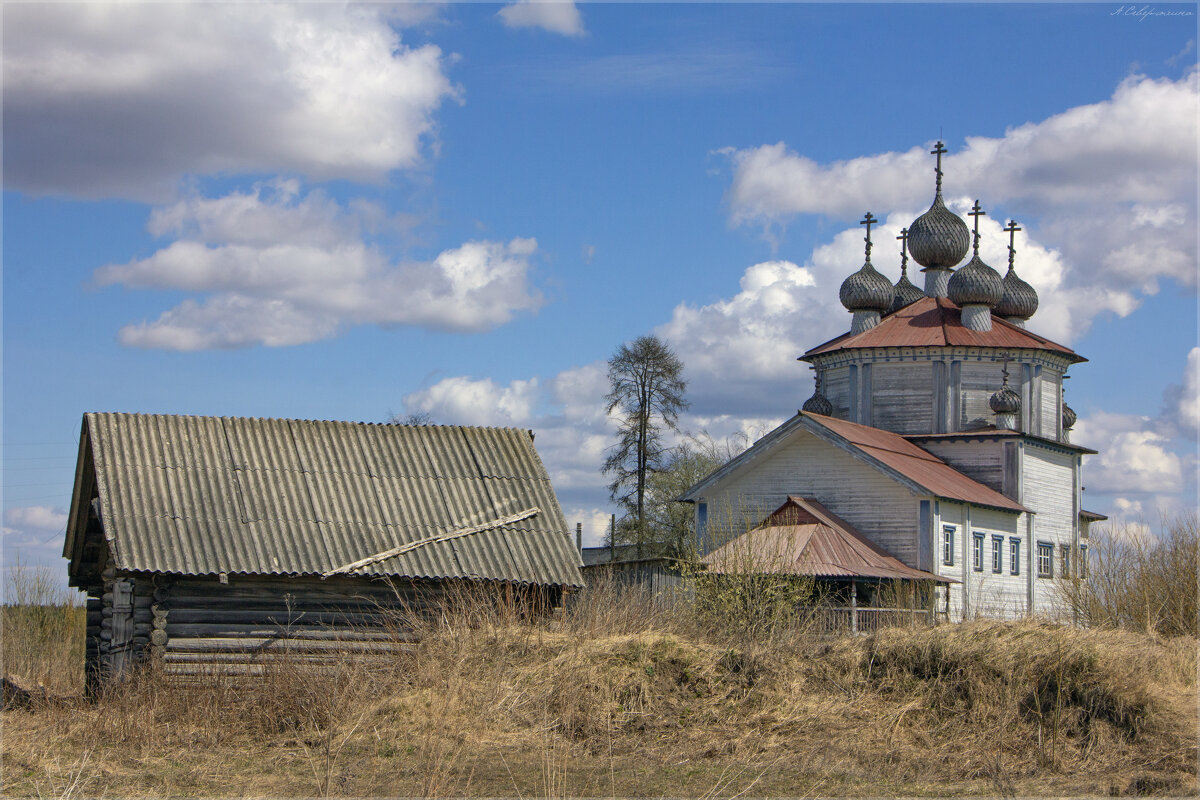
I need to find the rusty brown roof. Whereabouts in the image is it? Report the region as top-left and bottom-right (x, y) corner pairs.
(701, 497), (953, 582)
(905, 429), (1098, 455)
(804, 413), (1028, 513)
(801, 296), (1084, 362)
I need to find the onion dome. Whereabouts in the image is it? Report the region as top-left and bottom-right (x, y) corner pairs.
(947, 200), (1003, 308)
(1062, 401), (1077, 431)
(907, 142), (970, 270)
(839, 213), (893, 313)
(994, 220), (1039, 324)
(889, 227), (925, 314)
(989, 383), (1021, 415)
(802, 373), (833, 416)
(947, 254), (1004, 307)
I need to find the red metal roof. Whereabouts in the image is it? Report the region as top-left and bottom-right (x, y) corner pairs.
(802, 296), (1084, 362)
(701, 497), (953, 582)
(803, 413), (1028, 513)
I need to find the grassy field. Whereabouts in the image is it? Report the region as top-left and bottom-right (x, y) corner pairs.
(2, 573), (1197, 799)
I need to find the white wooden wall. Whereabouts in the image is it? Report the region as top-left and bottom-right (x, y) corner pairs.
(1023, 444), (1078, 615)
(694, 428), (921, 565)
(871, 363), (933, 434)
(936, 502), (1025, 621)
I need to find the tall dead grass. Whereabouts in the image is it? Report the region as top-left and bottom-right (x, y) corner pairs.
(3, 575), (1197, 797)
(2, 560), (85, 694)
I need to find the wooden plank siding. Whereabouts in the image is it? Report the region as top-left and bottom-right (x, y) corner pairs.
(824, 366), (851, 420)
(871, 363), (933, 434)
(915, 439), (1007, 496)
(937, 502), (1024, 621)
(958, 362), (1004, 430)
(693, 427), (922, 568)
(1023, 444), (1077, 614)
(1039, 369), (1062, 440)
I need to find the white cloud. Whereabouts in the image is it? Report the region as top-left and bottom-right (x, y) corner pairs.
(1076, 411), (1183, 494)
(2, 506), (70, 571)
(96, 182), (545, 349)
(404, 377), (541, 427)
(1163, 346), (1200, 436)
(3, 4), (459, 199)
(722, 69), (1198, 343)
(498, 0), (585, 36)
(4, 506), (68, 533)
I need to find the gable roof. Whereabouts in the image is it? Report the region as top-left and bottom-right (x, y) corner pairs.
(681, 412), (1027, 515)
(801, 296), (1084, 363)
(64, 413), (582, 587)
(701, 497), (953, 583)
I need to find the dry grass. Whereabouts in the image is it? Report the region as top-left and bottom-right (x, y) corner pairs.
(3, 574), (1197, 798)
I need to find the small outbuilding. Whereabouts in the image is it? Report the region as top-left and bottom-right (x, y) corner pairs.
(63, 412), (583, 684)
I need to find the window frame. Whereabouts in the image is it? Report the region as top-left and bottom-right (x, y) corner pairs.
(1037, 541), (1054, 578)
(1060, 544), (1071, 578)
(942, 525), (955, 566)
(991, 535), (1004, 574)
(972, 532), (984, 572)
(1079, 543), (1088, 579)
(1009, 537), (1021, 576)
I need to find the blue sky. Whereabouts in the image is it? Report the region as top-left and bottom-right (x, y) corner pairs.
(3, 2), (1197, 585)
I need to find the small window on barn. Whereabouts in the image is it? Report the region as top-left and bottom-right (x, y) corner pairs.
(942, 525), (955, 566)
(972, 532), (984, 572)
(991, 535), (1003, 574)
(1037, 541), (1053, 578)
(1009, 538), (1020, 576)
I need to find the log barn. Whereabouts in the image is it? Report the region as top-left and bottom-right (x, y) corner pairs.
(63, 412), (583, 686)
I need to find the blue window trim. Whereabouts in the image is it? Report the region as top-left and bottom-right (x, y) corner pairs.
(991, 534), (1004, 574)
(1037, 540), (1054, 578)
(942, 525), (955, 566)
(1009, 537), (1021, 576)
(972, 532), (984, 572)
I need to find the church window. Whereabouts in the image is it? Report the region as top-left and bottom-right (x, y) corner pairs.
(1009, 538), (1021, 575)
(942, 525), (955, 565)
(991, 535), (1003, 574)
(1060, 544), (1071, 577)
(1037, 542), (1053, 578)
(972, 533), (984, 572)
(1079, 544), (1088, 579)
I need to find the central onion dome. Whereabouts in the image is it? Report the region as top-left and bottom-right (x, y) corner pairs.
(889, 227), (925, 314)
(1062, 401), (1077, 431)
(907, 142), (970, 285)
(993, 219), (1039, 327)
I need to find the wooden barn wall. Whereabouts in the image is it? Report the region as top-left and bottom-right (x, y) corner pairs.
(916, 439), (1006, 495)
(696, 429), (920, 567)
(1022, 444), (1077, 615)
(958, 363), (1003, 430)
(823, 367), (851, 420)
(92, 574), (559, 678)
(870, 362), (933, 434)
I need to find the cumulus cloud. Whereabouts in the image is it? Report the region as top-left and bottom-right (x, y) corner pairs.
(1162, 346), (1200, 436)
(723, 69), (1198, 343)
(96, 181), (544, 349)
(404, 377), (542, 427)
(498, 0), (585, 36)
(1076, 411), (1184, 494)
(2, 506), (70, 569)
(3, 3), (459, 199)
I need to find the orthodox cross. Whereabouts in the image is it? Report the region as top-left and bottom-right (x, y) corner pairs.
(997, 351), (1013, 387)
(967, 200), (986, 254)
(1004, 219), (1021, 273)
(931, 140), (947, 193)
(897, 227), (910, 276)
(860, 212), (877, 261)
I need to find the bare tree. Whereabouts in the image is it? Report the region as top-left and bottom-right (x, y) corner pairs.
(602, 335), (688, 555)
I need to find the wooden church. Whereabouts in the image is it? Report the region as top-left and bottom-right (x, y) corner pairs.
(682, 142), (1102, 621)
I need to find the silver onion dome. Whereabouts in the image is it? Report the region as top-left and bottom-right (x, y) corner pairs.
(1062, 402), (1077, 431)
(907, 142), (970, 270)
(908, 195), (971, 270)
(802, 382), (834, 415)
(839, 213), (893, 313)
(989, 383), (1021, 415)
(995, 269), (1039, 321)
(994, 220), (1039, 322)
(947, 254), (1004, 307)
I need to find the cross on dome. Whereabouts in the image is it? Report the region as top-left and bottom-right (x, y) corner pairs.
(931, 140), (948, 194)
(1004, 219), (1021, 272)
(967, 200), (986, 254)
(860, 212), (878, 261)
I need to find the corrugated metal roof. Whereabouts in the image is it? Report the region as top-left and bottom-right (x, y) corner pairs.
(802, 296), (1085, 362)
(701, 497), (953, 582)
(805, 413), (1028, 514)
(68, 413), (582, 587)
